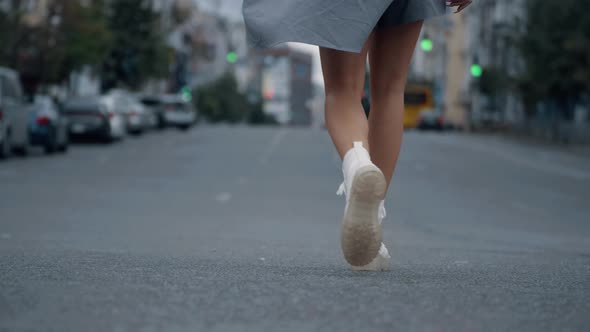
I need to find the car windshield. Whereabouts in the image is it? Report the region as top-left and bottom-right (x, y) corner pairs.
(140, 98), (160, 106)
(64, 100), (100, 112)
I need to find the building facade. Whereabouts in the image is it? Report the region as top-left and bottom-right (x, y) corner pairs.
(257, 47), (313, 126)
(463, 0), (526, 128)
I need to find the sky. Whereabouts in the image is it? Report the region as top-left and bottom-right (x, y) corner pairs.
(193, 0), (323, 85)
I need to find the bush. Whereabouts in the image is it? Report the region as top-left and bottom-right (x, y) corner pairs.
(196, 72), (276, 125)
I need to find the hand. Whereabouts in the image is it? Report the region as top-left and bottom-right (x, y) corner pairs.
(447, 0), (473, 13)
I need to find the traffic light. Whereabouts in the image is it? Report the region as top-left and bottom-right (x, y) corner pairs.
(470, 64), (483, 78)
(420, 37), (433, 52)
(181, 86), (192, 102)
(226, 51), (237, 63)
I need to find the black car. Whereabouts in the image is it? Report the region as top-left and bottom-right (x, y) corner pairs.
(63, 97), (126, 142)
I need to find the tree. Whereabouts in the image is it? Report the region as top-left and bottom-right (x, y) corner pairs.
(0, 2), (26, 68)
(58, 0), (112, 80)
(517, 0), (590, 120)
(196, 73), (267, 124)
(104, 0), (170, 90)
(0, 0), (112, 93)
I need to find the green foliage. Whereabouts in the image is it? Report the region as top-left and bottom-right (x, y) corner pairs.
(105, 0), (170, 89)
(479, 67), (508, 96)
(0, 0), (169, 90)
(37, 0), (112, 84)
(0, 8), (23, 68)
(196, 73), (275, 124)
(518, 0), (590, 108)
(248, 103), (278, 125)
(60, 0), (112, 76)
(0, 0), (112, 91)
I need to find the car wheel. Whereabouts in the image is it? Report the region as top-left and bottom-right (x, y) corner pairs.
(44, 132), (58, 154)
(12, 130), (30, 156)
(102, 134), (114, 144)
(157, 115), (166, 129)
(12, 144), (29, 156)
(58, 135), (69, 153)
(0, 132), (10, 160)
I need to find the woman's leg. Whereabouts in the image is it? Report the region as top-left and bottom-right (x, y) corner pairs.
(368, 21), (424, 187)
(320, 36), (372, 158)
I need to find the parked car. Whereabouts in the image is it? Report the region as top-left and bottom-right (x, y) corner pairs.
(160, 95), (197, 131)
(64, 96), (126, 142)
(29, 96), (69, 154)
(0, 67), (34, 158)
(108, 91), (150, 134)
(139, 95), (165, 129)
(418, 108), (447, 131)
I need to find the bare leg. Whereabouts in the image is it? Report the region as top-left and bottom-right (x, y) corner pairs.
(320, 36), (372, 158)
(368, 21), (424, 187)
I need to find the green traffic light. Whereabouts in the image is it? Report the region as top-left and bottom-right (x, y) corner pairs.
(181, 86), (192, 102)
(226, 52), (237, 63)
(470, 64), (483, 77)
(420, 38), (433, 52)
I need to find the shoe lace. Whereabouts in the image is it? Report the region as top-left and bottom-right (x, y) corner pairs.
(337, 182), (387, 222)
(336, 182), (346, 196)
(379, 202), (386, 222)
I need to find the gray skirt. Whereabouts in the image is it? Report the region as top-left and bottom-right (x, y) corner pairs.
(243, 0), (447, 53)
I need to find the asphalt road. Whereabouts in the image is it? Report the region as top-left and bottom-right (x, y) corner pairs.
(1, 126), (589, 332)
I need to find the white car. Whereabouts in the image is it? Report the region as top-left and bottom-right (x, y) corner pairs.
(107, 91), (152, 134)
(0, 67), (34, 158)
(160, 95), (196, 131)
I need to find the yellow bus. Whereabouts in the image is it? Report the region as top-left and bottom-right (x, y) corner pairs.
(404, 84), (434, 129)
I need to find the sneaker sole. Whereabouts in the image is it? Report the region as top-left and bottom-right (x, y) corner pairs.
(341, 164), (387, 267)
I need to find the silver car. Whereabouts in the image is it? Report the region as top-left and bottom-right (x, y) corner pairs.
(0, 67), (34, 158)
(161, 95), (197, 131)
(107, 91), (150, 135)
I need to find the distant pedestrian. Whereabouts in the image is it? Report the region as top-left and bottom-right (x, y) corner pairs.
(243, 0), (472, 270)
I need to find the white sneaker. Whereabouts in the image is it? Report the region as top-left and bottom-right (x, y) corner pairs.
(351, 201), (392, 271)
(336, 142), (387, 267)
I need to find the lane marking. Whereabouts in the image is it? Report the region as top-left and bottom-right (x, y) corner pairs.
(215, 192), (232, 203)
(258, 129), (287, 165)
(432, 135), (590, 180)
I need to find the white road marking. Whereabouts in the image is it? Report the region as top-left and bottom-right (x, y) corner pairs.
(258, 129), (287, 165)
(432, 135), (590, 180)
(415, 162), (427, 172)
(215, 192), (232, 203)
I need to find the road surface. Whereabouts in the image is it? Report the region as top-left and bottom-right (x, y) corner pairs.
(1, 126), (589, 331)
